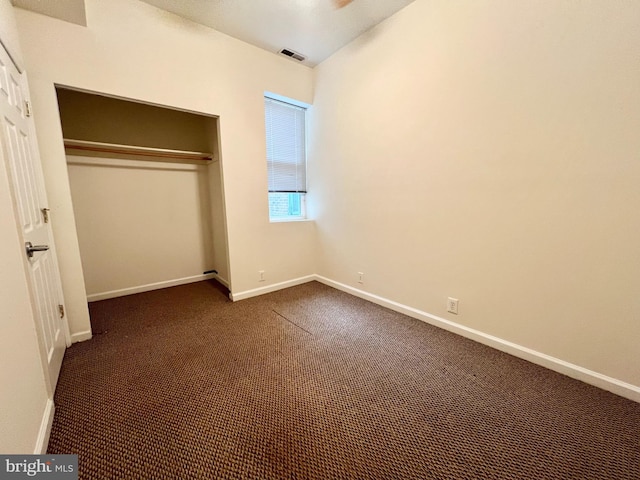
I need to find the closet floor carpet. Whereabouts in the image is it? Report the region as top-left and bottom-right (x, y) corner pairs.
(48, 280), (640, 479)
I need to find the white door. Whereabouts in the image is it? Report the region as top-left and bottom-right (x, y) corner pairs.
(0, 42), (69, 388)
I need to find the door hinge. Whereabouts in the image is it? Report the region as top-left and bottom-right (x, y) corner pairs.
(25, 100), (32, 117)
(58, 305), (65, 318)
(41, 207), (50, 223)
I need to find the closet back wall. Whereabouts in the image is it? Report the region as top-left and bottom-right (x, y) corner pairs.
(67, 159), (214, 300)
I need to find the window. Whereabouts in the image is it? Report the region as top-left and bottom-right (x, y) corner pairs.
(265, 96), (307, 220)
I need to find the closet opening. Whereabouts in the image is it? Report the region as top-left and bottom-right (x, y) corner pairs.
(55, 86), (230, 307)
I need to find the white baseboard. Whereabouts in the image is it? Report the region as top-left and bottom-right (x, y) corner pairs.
(83, 270), (639, 402)
(213, 274), (229, 288)
(34, 399), (54, 454)
(87, 273), (218, 302)
(230, 275), (315, 301)
(314, 275), (640, 403)
(70, 330), (92, 343)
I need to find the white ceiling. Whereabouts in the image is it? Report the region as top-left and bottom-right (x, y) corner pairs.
(139, 0), (417, 66)
(12, 0), (416, 67)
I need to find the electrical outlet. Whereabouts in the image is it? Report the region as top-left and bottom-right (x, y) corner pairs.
(357, 272), (364, 284)
(258, 270), (265, 282)
(447, 297), (459, 314)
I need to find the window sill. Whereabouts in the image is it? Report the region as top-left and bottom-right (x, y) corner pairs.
(269, 217), (314, 224)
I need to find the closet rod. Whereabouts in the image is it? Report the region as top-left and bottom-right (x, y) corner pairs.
(63, 139), (214, 161)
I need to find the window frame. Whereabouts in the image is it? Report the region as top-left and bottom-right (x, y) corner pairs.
(264, 92), (310, 222)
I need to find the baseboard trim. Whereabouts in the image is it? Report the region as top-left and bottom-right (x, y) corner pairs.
(314, 275), (640, 403)
(34, 399), (54, 454)
(82, 270), (639, 402)
(87, 273), (217, 302)
(70, 330), (92, 343)
(230, 275), (316, 301)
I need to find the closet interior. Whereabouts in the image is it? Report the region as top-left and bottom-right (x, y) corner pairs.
(56, 87), (229, 301)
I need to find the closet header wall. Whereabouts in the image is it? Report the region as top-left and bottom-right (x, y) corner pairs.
(56, 88), (218, 163)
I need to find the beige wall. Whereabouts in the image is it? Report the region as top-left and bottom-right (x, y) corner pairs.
(209, 156), (230, 284)
(67, 157), (218, 297)
(0, 0), (23, 70)
(0, 0), (50, 453)
(310, 0), (640, 387)
(15, 0), (316, 336)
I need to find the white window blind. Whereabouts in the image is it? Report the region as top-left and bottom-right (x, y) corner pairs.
(265, 97), (307, 193)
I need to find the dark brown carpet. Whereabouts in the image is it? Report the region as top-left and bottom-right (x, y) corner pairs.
(48, 280), (640, 479)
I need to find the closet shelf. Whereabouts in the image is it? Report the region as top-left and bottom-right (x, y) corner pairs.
(63, 139), (214, 162)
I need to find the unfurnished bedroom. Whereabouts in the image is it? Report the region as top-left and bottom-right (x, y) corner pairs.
(0, 0), (638, 479)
